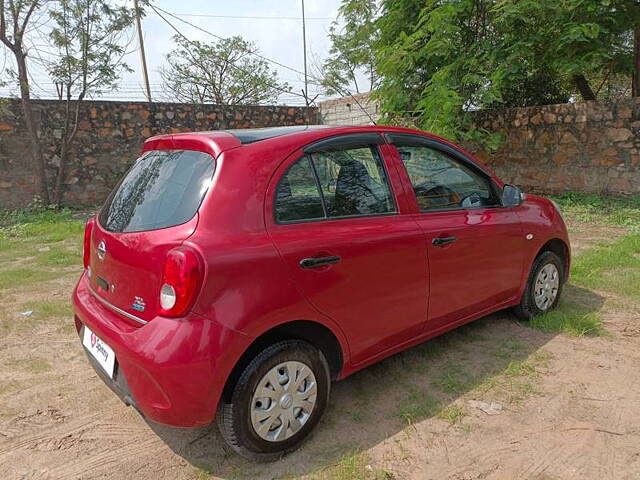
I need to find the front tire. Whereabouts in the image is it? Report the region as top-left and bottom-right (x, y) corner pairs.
(217, 340), (330, 462)
(513, 251), (564, 321)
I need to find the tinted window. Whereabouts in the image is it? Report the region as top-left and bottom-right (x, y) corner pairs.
(311, 147), (395, 217)
(398, 146), (498, 211)
(99, 150), (215, 233)
(274, 145), (396, 223)
(275, 157), (324, 222)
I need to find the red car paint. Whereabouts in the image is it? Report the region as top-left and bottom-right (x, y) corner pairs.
(72, 125), (570, 427)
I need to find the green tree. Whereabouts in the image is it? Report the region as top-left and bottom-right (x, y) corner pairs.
(160, 35), (289, 105)
(48, 0), (134, 205)
(0, 0), (50, 203)
(368, 0), (639, 143)
(318, 0), (380, 95)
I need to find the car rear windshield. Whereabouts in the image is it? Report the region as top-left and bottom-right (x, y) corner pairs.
(99, 150), (215, 233)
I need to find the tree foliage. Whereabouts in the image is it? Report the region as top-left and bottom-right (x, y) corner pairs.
(160, 35), (289, 105)
(328, 0), (639, 144)
(0, 0), (134, 205)
(0, 0), (50, 203)
(318, 0), (380, 95)
(48, 0), (134, 204)
(48, 0), (133, 99)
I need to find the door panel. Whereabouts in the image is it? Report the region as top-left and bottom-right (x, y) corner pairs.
(269, 217), (428, 365)
(416, 208), (524, 330)
(387, 136), (525, 331)
(266, 139), (428, 366)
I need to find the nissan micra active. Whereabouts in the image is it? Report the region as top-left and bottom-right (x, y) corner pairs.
(73, 125), (570, 461)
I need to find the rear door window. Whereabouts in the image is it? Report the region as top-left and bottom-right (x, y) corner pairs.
(312, 147), (395, 218)
(274, 144), (396, 224)
(99, 150), (215, 233)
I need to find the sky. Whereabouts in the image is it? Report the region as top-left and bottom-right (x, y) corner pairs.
(0, 0), (343, 106)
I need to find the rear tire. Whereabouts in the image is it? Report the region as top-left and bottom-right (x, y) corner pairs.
(217, 340), (330, 462)
(513, 251), (564, 321)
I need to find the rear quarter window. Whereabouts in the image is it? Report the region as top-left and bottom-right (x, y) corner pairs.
(99, 150), (215, 233)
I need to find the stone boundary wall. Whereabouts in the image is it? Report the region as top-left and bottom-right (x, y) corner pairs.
(468, 99), (639, 194)
(1, 95), (638, 210)
(319, 94), (640, 195)
(0, 99), (319, 209)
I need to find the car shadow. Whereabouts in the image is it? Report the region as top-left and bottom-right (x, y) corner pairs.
(148, 284), (604, 478)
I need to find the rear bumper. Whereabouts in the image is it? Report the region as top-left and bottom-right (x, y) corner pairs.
(72, 272), (250, 428)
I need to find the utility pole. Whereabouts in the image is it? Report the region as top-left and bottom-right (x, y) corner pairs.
(133, 0), (152, 103)
(301, 0), (309, 105)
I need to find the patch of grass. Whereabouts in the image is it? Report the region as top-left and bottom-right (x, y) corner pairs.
(190, 467), (212, 480)
(398, 388), (441, 425)
(36, 246), (81, 267)
(0, 208), (84, 246)
(494, 340), (524, 360)
(438, 405), (465, 425)
(529, 300), (603, 336)
(7, 357), (52, 374)
(571, 234), (640, 299)
(475, 355), (547, 403)
(350, 410), (364, 423)
(0, 267), (59, 290)
(1, 208), (79, 228)
(551, 192), (640, 231)
(503, 360), (538, 378)
(431, 363), (474, 394)
(22, 299), (72, 319)
(312, 450), (392, 480)
(526, 234), (639, 337)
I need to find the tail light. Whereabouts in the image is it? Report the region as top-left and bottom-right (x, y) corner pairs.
(159, 246), (203, 318)
(83, 217), (95, 269)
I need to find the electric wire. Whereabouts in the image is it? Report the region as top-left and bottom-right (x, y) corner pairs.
(152, 5), (377, 123)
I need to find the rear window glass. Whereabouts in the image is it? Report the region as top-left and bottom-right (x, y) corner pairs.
(99, 150), (215, 233)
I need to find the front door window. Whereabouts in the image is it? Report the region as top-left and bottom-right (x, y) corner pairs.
(397, 145), (499, 211)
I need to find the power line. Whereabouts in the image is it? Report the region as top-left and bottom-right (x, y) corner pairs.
(149, 4), (307, 104)
(166, 12), (333, 21)
(153, 5), (377, 123)
(154, 5), (312, 80)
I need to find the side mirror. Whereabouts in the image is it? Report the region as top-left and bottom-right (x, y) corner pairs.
(501, 184), (524, 207)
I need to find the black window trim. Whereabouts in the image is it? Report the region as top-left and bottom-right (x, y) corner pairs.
(274, 138), (399, 225)
(303, 132), (384, 154)
(385, 133), (504, 214)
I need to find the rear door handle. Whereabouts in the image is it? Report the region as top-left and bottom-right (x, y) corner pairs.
(432, 236), (457, 247)
(299, 255), (341, 269)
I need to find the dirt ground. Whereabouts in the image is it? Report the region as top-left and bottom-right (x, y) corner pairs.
(1, 220), (639, 480)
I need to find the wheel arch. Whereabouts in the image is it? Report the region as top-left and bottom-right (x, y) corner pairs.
(536, 237), (570, 282)
(220, 320), (345, 404)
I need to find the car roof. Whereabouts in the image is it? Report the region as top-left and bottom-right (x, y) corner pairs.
(222, 125), (331, 144)
(141, 124), (448, 159)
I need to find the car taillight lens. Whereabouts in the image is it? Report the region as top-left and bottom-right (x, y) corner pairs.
(158, 246), (203, 318)
(83, 218), (95, 269)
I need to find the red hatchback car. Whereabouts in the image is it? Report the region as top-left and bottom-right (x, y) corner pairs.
(73, 125), (570, 460)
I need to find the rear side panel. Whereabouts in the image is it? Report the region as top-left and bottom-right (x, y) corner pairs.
(189, 149), (353, 365)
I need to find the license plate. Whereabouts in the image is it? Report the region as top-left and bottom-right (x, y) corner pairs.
(83, 326), (116, 378)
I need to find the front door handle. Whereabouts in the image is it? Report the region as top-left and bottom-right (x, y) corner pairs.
(299, 255), (341, 269)
(432, 236), (457, 247)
